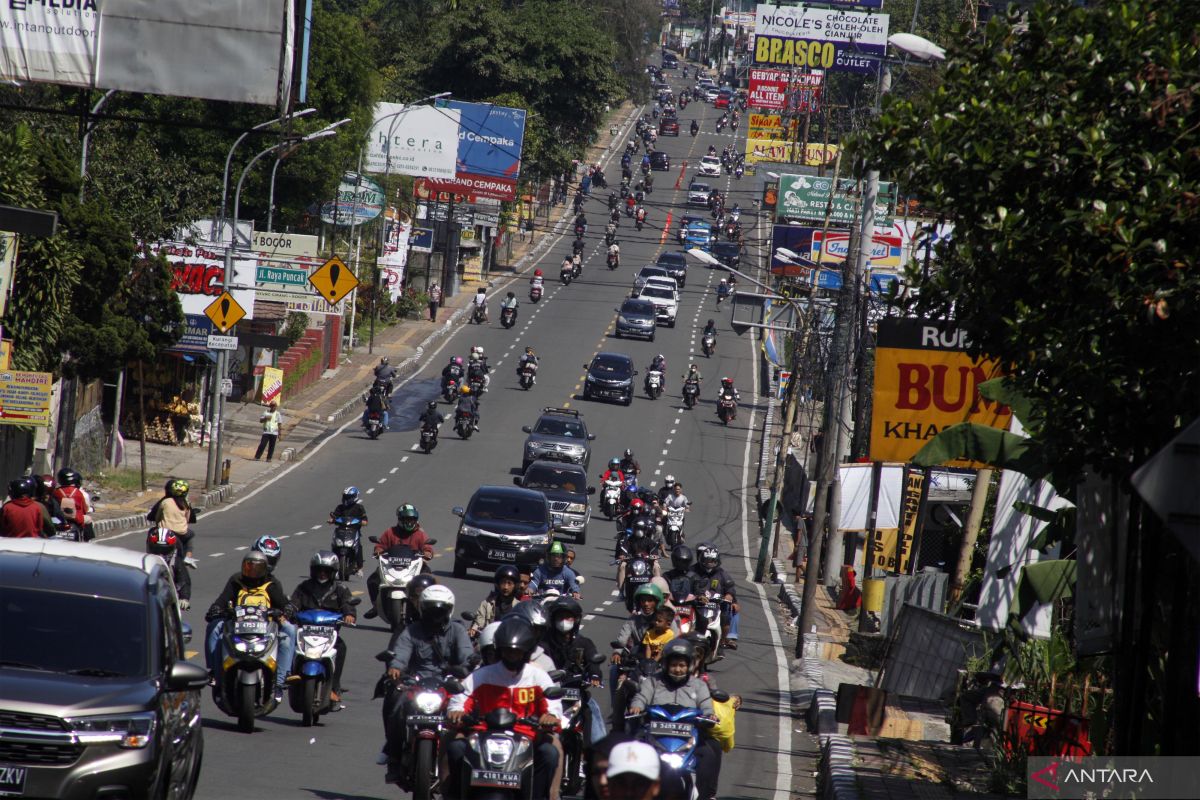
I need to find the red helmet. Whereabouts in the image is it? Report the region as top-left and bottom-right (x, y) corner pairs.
(534, 269), (543, 277)
(630, 498), (645, 512)
(721, 377), (732, 385)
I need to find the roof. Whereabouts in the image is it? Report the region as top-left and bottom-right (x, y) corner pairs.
(470, 484), (547, 502)
(0, 540), (158, 602)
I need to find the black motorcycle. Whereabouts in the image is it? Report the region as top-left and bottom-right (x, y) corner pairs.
(419, 420), (440, 454)
(381, 664), (465, 800)
(500, 305), (518, 329)
(550, 659), (609, 797)
(329, 515), (363, 580)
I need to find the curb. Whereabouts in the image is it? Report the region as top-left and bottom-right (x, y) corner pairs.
(818, 734), (859, 800)
(94, 482), (236, 537)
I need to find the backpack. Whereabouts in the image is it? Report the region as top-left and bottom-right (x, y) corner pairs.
(237, 580), (274, 609)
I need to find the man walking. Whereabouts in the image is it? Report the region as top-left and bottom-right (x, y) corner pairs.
(254, 401), (281, 462)
(427, 282), (443, 322)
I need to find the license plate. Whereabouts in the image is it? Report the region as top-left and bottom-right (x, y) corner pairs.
(627, 576), (650, 585)
(562, 688), (581, 702)
(487, 549), (516, 562)
(407, 715), (443, 725)
(649, 720), (694, 737)
(234, 619), (269, 635)
(471, 769), (522, 789)
(0, 764), (26, 797)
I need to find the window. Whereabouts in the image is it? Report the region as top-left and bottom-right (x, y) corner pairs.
(524, 467), (582, 494)
(470, 495), (547, 524)
(535, 418), (586, 438)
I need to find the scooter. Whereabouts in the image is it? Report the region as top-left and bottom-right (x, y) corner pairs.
(607, 252), (620, 270)
(500, 305), (518, 329)
(456, 408), (476, 439)
(367, 538), (434, 633)
(645, 368), (664, 400)
(717, 395), (737, 425)
(472, 304), (487, 325)
(289, 604), (358, 726)
(451, 704), (563, 799)
(600, 477), (623, 519)
(632, 704), (719, 800)
(560, 263), (574, 285)
(636, 212), (646, 232)
(518, 362), (537, 390)
(691, 594), (725, 667)
(212, 605), (284, 733)
(617, 550), (660, 611)
(571, 256), (583, 279)
(365, 410), (385, 440)
(419, 419), (441, 454)
(329, 516), (363, 580)
(682, 379), (700, 409)
(702, 333), (715, 357)
(530, 283), (543, 303)
(442, 376), (460, 403)
(664, 507), (686, 548)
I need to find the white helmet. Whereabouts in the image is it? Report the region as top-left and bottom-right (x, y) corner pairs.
(419, 585), (455, 627)
(479, 621), (502, 650)
(664, 474), (676, 486)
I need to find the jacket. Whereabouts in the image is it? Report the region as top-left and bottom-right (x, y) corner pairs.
(0, 498), (53, 538)
(448, 662), (566, 738)
(543, 632), (602, 680)
(615, 614), (679, 651)
(472, 591), (517, 630)
(691, 565), (736, 601)
(529, 564), (580, 596)
(374, 525), (432, 557)
(290, 578), (356, 616)
(386, 620), (473, 679)
(331, 501), (367, 523)
(149, 496), (194, 534)
(633, 674), (713, 716)
(206, 574), (290, 620)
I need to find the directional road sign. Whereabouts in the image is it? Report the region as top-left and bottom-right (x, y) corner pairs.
(308, 256), (359, 305)
(204, 290), (247, 333)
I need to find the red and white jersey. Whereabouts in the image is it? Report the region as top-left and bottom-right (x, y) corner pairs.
(448, 662), (565, 738)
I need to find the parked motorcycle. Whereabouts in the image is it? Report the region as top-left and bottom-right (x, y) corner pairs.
(518, 362), (537, 390)
(500, 305), (518, 329)
(682, 379), (700, 409)
(213, 605), (284, 733)
(289, 605), (358, 726)
(645, 368), (664, 400)
(329, 516), (363, 580)
(367, 539), (434, 634)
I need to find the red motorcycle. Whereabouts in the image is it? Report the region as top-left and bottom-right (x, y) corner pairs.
(384, 670), (465, 799)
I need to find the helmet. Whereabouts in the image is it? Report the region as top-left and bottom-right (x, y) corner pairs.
(380, 356), (390, 365)
(633, 583), (663, 609)
(396, 504), (420, 533)
(407, 573), (438, 606)
(473, 346), (484, 358)
(427, 401), (438, 412)
(241, 550), (269, 580)
(493, 618), (537, 662)
(548, 541), (566, 556)
(35, 474), (54, 498)
(550, 596), (583, 635)
(697, 543), (721, 571)
(8, 476), (35, 499)
(453, 356), (463, 366)
(632, 518), (650, 538)
(479, 621), (502, 651)
(525, 346), (534, 355)
(167, 479), (189, 498)
(630, 498), (645, 513)
(252, 535), (282, 570)
(671, 545), (695, 572)
(459, 385), (471, 395)
(146, 526), (178, 556)
(624, 449), (634, 459)
(56, 468), (82, 487)
(419, 585), (456, 628)
(504, 600), (548, 642)
(664, 474), (676, 487)
(708, 319), (715, 327)
(494, 564), (521, 588)
(662, 638), (696, 681)
(310, 550), (339, 582)
(342, 486), (360, 505)
(655, 353), (664, 363)
(534, 269), (543, 277)
(609, 457), (620, 470)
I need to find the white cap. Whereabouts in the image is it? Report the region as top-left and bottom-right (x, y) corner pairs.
(606, 741), (660, 781)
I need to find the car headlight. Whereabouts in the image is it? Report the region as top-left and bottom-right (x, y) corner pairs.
(618, 316), (629, 325)
(460, 525), (483, 538)
(413, 691), (444, 715)
(530, 534), (551, 545)
(661, 752), (686, 769)
(526, 441), (543, 451)
(64, 712), (156, 749)
(566, 503), (587, 514)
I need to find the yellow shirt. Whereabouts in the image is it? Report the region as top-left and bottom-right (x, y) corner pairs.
(642, 628), (675, 661)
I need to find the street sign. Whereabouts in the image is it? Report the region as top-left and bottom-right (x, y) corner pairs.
(204, 290), (247, 333)
(219, 378), (233, 397)
(206, 334), (238, 350)
(255, 265), (309, 288)
(308, 256), (359, 304)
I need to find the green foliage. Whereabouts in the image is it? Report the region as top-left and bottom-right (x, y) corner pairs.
(860, 0), (1200, 479)
(282, 313), (311, 348)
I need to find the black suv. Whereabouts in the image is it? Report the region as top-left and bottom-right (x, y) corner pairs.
(452, 486), (553, 578)
(515, 461), (595, 544)
(521, 407), (595, 472)
(583, 352), (637, 405)
(650, 151), (671, 171)
(655, 251), (689, 286)
(0, 539), (208, 800)
(712, 240), (741, 268)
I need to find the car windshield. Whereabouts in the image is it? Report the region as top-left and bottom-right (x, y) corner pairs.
(469, 494), (547, 523)
(641, 286), (674, 300)
(638, 268), (668, 279)
(622, 301), (655, 315)
(523, 467), (583, 493)
(0, 587), (148, 678)
(534, 417), (586, 438)
(689, 184), (709, 193)
(714, 243), (738, 254)
(591, 356), (632, 377)
(658, 253), (687, 267)
(701, 156), (720, 165)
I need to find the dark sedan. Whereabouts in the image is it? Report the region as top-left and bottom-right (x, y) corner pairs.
(650, 151), (671, 171)
(582, 352), (637, 405)
(452, 486), (553, 578)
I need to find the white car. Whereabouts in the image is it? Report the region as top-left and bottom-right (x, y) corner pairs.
(688, 182), (711, 206)
(704, 86), (721, 102)
(698, 156), (722, 177)
(643, 276), (680, 295)
(636, 283), (679, 328)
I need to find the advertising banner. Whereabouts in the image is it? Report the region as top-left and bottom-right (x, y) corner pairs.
(365, 103), (460, 179)
(754, 4), (889, 73)
(811, 230), (903, 267)
(320, 172), (384, 226)
(410, 228), (435, 253)
(149, 241), (256, 321)
(747, 68), (822, 111)
(745, 139), (839, 167)
(432, 99), (528, 201)
(0, 369), (53, 427)
(0, 231), (17, 317)
(0, 0), (291, 106)
(378, 266), (404, 302)
(377, 216), (410, 269)
(777, 174), (892, 224)
(169, 314), (217, 355)
(870, 318), (1011, 465)
(260, 366), (283, 406)
(770, 224), (816, 276)
(747, 112), (799, 140)
(413, 178), (478, 205)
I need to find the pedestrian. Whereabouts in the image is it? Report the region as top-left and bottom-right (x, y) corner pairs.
(254, 401), (282, 461)
(427, 282), (442, 322)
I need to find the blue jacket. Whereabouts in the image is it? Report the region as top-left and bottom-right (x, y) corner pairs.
(529, 564), (580, 596)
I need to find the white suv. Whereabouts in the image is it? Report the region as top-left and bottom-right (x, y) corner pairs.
(636, 283), (679, 328)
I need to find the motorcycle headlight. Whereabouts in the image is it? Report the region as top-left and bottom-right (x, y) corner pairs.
(632, 560), (649, 576)
(413, 691), (444, 715)
(661, 752), (686, 770)
(64, 712), (156, 749)
(459, 525), (483, 538)
(566, 503), (587, 514)
(485, 737), (514, 765)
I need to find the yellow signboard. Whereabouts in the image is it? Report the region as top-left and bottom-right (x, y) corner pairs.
(744, 138), (839, 167)
(0, 340), (10, 369)
(0, 369), (53, 427)
(261, 366), (283, 406)
(868, 528), (909, 573)
(747, 113), (799, 139)
(204, 290), (247, 333)
(309, 256), (359, 305)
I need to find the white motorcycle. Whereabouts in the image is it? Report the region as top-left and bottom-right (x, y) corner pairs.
(368, 537), (435, 633)
(600, 478), (623, 519)
(664, 507), (686, 548)
(644, 368), (664, 400)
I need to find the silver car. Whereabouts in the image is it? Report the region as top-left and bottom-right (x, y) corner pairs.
(521, 407), (594, 471)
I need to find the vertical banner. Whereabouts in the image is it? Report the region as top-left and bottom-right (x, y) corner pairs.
(0, 231), (18, 317)
(378, 267), (404, 302)
(260, 366), (284, 406)
(894, 466), (927, 573)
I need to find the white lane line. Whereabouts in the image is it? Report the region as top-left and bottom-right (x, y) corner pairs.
(610, 590), (620, 597)
(665, 438), (673, 445)
(311, 524), (322, 529)
(389, 467), (399, 474)
(401, 455), (409, 463)
(235, 545), (248, 551)
(670, 429), (676, 434)
(295, 531), (306, 536)
(583, 614), (596, 621)
(674, 418), (681, 425)
(658, 460), (665, 466)
(661, 449), (669, 455)
(377, 477), (388, 484)
(366, 488), (376, 494)
(602, 599), (615, 606)
(655, 469), (661, 475)
(410, 443), (420, 451)
(277, 535), (289, 540)
(209, 552), (224, 557)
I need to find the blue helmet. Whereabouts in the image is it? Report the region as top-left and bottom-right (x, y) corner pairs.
(342, 486), (360, 505)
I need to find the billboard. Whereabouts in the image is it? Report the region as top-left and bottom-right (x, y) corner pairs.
(747, 68), (822, 111)
(320, 173), (384, 226)
(869, 318), (1011, 465)
(754, 4), (888, 73)
(0, 0), (292, 106)
(0, 369), (53, 427)
(365, 103), (460, 179)
(744, 139), (839, 166)
(429, 99), (528, 201)
(811, 230), (903, 268)
(149, 240), (256, 321)
(777, 173), (893, 224)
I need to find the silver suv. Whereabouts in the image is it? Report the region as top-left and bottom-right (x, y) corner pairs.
(521, 407), (595, 471)
(0, 539), (208, 800)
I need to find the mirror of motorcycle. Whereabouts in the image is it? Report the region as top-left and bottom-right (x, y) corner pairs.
(544, 686), (565, 700)
(368, 535), (380, 544)
(452, 507), (464, 517)
(587, 486), (596, 495)
(591, 653), (607, 665)
(448, 665), (469, 680)
(513, 477), (523, 486)
(521, 426), (532, 433)
(710, 689), (731, 704)
(426, 538), (438, 547)
(374, 650), (393, 663)
(633, 370), (639, 376)
(460, 611), (474, 621)
(443, 678), (465, 695)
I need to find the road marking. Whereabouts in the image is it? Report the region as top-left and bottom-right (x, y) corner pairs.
(378, 477), (388, 484)
(311, 524), (322, 529)
(563, 402), (571, 408)
(674, 418), (680, 425)
(209, 552), (224, 557)
(583, 614), (596, 621)
(366, 488), (376, 494)
(277, 535), (289, 540)
(410, 443), (421, 451)
(661, 449), (669, 455)
(235, 545), (248, 551)
(295, 530), (306, 536)
(602, 599), (615, 606)
(351, 590), (364, 596)
(185, 650), (199, 660)
(389, 467), (399, 474)
(665, 438), (673, 445)
(610, 589), (620, 596)
(658, 460), (665, 466)
(670, 429), (676, 434)
(401, 455), (410, 462)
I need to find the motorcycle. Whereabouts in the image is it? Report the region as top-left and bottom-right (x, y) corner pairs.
(632, 704), (719, 800)
(442, 375), (460, 403)
(560, 263), (574, 285)
(329, 516), (363, 580)
(451, 703), (564, 800)
(682, 379), (700, 409)
(664, 507), (686, 548)
(550, 659), (608, 797)
(385, 668), (464, 799)
(518, 362), (537, 390)
(609, 642), (661, 729)
(702, 333), (715, 358)
(289, 605), (357, 726)
(607, 252), (619, 270)
(420, 419), (441, 454)
(500, 305), (518, 329)
(468, 373), (486, 396)
(717, 394), (737, 425)
(530, 283), (543, 303)
(574, 223), (586, 238)
(635, 213), (645, 232)
(365, 410), (385, 440)
(456, 408), (476, 439)
(600, 477), (623, 519)
(51, 513), (84, 541)
(690, 122), (698, 137)
(472, 304), (487, 325)
(605, 230), (617, 247)
(618, 551), (660, 611)
(735, 164), (744, 179)
(212, 605), (284, 733)
(367, 539), (434, 633)
(645, 368), (664, 400)
(691, 594), (725, 667)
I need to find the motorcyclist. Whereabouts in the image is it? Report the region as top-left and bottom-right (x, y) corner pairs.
(374, 356), (397, 390)
(692, 544), (739, 650)
(625, 194), (636, 216)
(703, 319), (718, 340)
(470, 564), (521, 635)
(472, 286), (489, 322)
(562, 254), (575, 276)
(53, 467), (95, 541)
(605, 221), (618, 243)
(456, 384), (480, 432)
(663, 482), (690, 514)
(718, 377), (740, 403)
(365, 504), (434, 619)
(529, 542), (582, 598)
(543, 596), (609, 749)
(442, 356), (465, 393)
(503, 600), (557, 672)
(362, 383), (390, 431)
(467, 347), (491, 392)
(609, 584), (676, 709)
(382, 585), (473, 782)
(649, 353), (666, 374)
(501, 291), (520, 315)
(574, 212), (588, 235)
(663, 545), (698, 606)
(635, 206), (647, 227)
(690, 119), (699, 135)
(290, 551), (357, 709)
(657, 474), (678, 505)
(629, 638), (721, 798)
(531, 268), (545, 290)
(608, 191), (619, 211)
(573, 237), (586, 256)
(418, 401), (445, 446)
(147, 478), (197, 569)
(1, 476), (54, 538)
(33, 475), (64, 528)
(616, 517), (662, 591)
(600, 457), (626, 486)
(445, 618), (564, 800)
(607, 241), (620, 267)
(619, 448), (641, 479)
(716, 278), (730, 307)
(518, 347), (539, 384)
(204, 551), (296, 704)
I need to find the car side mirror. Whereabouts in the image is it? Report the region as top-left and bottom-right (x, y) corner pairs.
(166, 660), (210, 691)
(587, 434), (596, 441)
(452, 507), (465, 517)
(513, 477), (523, 486)
(522, 426), (532, 433)
(582, 364), (590, 370)
(588, 487), (596, 495)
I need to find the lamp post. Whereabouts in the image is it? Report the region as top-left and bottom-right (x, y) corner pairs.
(204, 122), (344, 488)
(79, 89), (116, 204)
(267, 118), (351, 233)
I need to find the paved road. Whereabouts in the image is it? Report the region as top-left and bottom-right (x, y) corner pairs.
(106, 69), (797, 800)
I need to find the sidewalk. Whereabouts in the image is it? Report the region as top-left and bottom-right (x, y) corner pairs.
(94, 101), (644, 536)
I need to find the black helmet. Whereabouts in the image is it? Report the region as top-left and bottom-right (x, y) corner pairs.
(504, 600), (548, 643)
(427, 401), (438, 412)
(550, 597), (583, 635)
(671, 545), (695, 572)
(8, 476), (35, 499)
(493, 617), (537, 660)
(146, 526), (178, 556)
(407, 573), (438, 606)
(662, 638), (696, 686)
(380, 356), (390, 365)
(241, 550), (269, 581)
(56, 468), (82, 488)
(310, 550), (339, 582)
(341, 486), (360, 506)
(696, 543), (721, 572)
(507, 291), (515, 298)
(494, 564), (520, 588)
